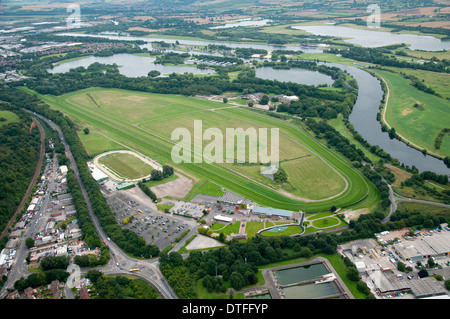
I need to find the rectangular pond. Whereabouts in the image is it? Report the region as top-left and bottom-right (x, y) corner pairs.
(282, 282), (340, 299)
(275, 263), (329, 286)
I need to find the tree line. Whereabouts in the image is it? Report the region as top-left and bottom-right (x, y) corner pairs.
(0, 102), (41, 245)
(328, 46), (449, 73)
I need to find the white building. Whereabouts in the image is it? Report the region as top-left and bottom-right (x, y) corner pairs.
(214, 215), (233, 223)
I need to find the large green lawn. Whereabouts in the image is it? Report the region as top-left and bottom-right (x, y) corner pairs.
(98, 152), (153, 180)
(0, 110), (19, 128)
(372, 69), (450, 158)
(27, 87), (378, 212)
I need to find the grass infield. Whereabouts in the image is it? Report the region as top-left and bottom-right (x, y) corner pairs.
(29, 87), (378, 212)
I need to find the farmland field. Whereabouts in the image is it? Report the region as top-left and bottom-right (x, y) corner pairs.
(29, 87), (378, 212)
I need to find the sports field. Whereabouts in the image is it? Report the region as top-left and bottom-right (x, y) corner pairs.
(29, 87), (378, 212)
(96, 151), (155, 181)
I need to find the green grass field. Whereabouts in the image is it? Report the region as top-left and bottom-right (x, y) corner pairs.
(372, 69), (450, 158)
(98, 151), (154, 180)
(78, 131), (124, 156)
(28, 87), (378, 212)
(211, 222), (241, 235)
(0, 110), (19, 128)
(259, 225), (303, 237)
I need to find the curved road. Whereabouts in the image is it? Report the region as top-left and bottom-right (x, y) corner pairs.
(13, 111), (176, 300)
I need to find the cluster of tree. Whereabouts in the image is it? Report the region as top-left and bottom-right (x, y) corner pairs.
(434, 128), (450, 150)
(137, 181), (157, 202)
(142, 17), (201, 32)
(234, 48), (268, 59)
(0, 85), (160, 259)
(403, 73), (440, 97)
(273, 167), (288, 184)
(67, 168), (103, 249)
(212, 27), (317, 45)
(328, 46), (449, 73)
(360, 165), (392, 210)
(13, 269), (69, 292)
(0, 103), (40, 239)
(341, 256), (373, 297)
(401, 174), (450, 204)
(303, 118), (371, 164)
(39, 256), (70, 271)
(66, 168), (111, 267)
(149, 165), (174, 181)
(201, 275), (227, 294)
(445, 156), (450, 169)
(155, 52), (190, 65)
(419, 171), (448, 185)
(84, 269), (161, 299)
(390, 208), (448, 230)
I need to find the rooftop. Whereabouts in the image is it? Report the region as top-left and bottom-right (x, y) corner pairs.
(252, 206), (294, 218)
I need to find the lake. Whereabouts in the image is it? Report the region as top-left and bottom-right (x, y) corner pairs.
(47, 53), (214, 77)
(255, 66), (334, 86)
(210, 18), (272, 29)
(292, 25), (450, 51)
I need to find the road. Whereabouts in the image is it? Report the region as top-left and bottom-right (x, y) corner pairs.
(382, 182), (450, 223)
(13, 111), (177, 299)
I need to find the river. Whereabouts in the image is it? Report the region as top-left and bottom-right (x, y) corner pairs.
(292, 25), (450, 51)
(55, 32), (450, 175)
(326, 62), (450, 175)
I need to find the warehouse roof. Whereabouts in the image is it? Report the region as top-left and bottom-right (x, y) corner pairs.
(252, 206), (294, 218)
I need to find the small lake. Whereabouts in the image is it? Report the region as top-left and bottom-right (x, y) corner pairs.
(210, 19), (272, 29)
(255, 66), (334, 86)
(292, 25), (450, 51)
(47, 53), (214, 77)
(275, 263), (329, 285)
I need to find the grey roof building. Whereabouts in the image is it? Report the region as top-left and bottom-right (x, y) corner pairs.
(409, 277), (449, 298)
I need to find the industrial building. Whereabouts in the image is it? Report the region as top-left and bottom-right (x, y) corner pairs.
(409, 277), (449, 299)
(393, 231), (450, 262)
